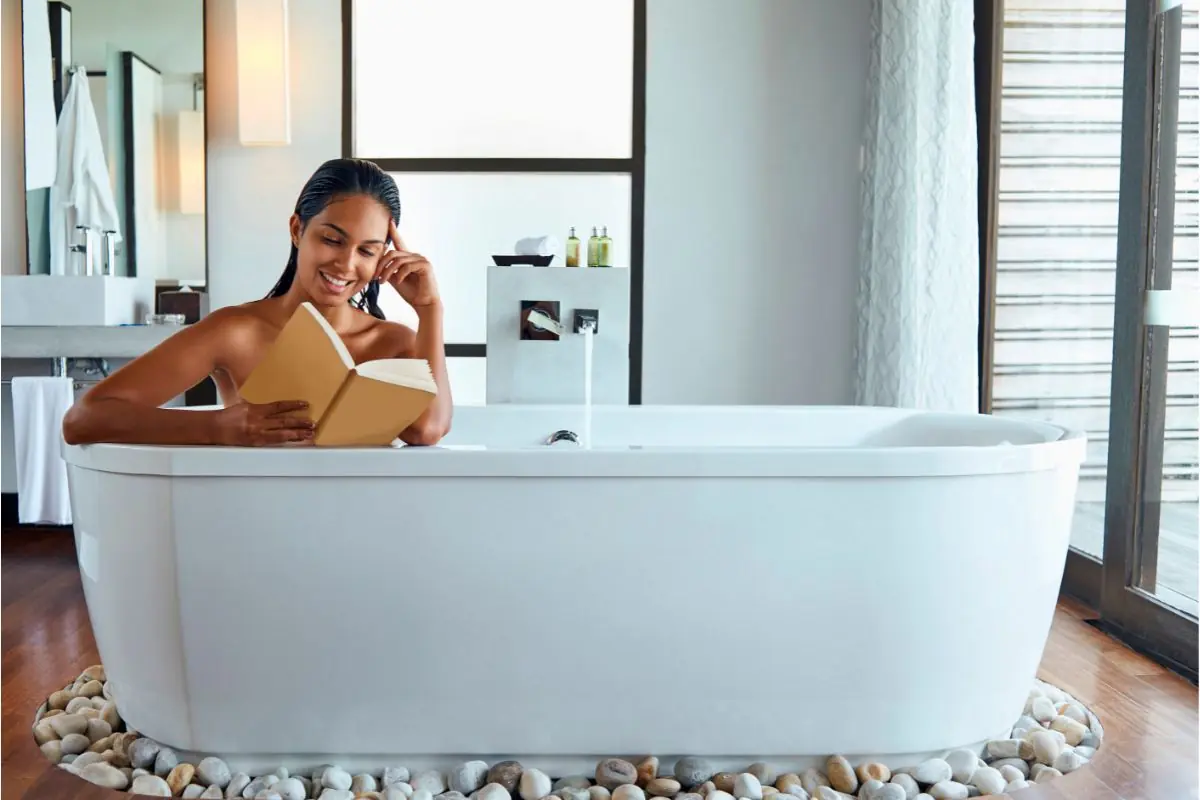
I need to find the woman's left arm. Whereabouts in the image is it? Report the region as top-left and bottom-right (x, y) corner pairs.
(377, 220), (453, 446)
(401, 300), (453, 445)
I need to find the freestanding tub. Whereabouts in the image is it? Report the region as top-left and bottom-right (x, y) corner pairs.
(61, 404), (1086, 776)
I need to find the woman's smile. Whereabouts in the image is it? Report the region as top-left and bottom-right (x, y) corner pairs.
(317, 269), (355, 295)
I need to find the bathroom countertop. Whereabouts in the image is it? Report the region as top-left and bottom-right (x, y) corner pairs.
(0, 324), (184, 359)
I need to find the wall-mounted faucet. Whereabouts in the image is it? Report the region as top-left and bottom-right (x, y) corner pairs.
(573, 309), (599, 334)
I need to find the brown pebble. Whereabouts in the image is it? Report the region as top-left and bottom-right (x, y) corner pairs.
(761, 789), (778, 797)
(696, 782), (716, 797)
(77, 680), (103, 698)
(33, 720), (58, 746)
(775, 775), (801, 793)
(637, 757), (660, 787)
(42, 709), (64, 719)
(825, 756), (857, 795)
(855, 763), (890, 784)
(168, 763), (196, 794)
(49, 690), (74, 711)
(83, 665), (106, 683)
(100, 703), (121, 730)
(487, 761), (523, 793)
(103, 750), (131, 768)
(40, 740), (64, 764)
(357, 794), (383, 800)
(712, 774), (736, 794)
(88, 735), (114, 753)
(596, 759), (638, 790)
(646, 778), (681, 797)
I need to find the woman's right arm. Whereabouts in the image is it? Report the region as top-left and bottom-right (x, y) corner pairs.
(61, 308), (313, 447)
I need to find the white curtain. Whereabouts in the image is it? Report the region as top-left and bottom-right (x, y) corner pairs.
(853, 0), (980, 413)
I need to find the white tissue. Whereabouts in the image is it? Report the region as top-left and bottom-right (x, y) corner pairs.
(514, 235), (560, 257)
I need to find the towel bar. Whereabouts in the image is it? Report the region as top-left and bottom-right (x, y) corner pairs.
(1, 379), (99, 389)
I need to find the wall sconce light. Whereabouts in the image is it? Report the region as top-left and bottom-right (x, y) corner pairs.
(176, 109), (205, 214)
(235, 0), (291, 146)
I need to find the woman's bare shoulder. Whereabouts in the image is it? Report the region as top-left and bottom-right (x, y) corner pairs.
(370, 318), (417, 356)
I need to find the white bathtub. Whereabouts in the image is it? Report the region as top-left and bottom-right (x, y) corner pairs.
(61, 404), (1086, 776)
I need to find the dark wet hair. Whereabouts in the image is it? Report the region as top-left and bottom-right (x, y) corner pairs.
(265, 158), (400, 320)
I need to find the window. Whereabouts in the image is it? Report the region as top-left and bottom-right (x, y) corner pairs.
(346, 0), (645, 405)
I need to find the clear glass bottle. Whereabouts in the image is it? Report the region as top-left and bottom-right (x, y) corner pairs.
(598, 226), (613, 267)
(566, 227), (581, 267)
(587, 226), (600, 267)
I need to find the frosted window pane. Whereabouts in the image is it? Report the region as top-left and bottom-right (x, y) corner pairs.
(376, 173), (632, 343)
(353, 0), (633, 159)
(447, 358), (487, 406)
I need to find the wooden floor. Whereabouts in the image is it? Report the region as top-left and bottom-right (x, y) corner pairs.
(1, 529), (1197, 800)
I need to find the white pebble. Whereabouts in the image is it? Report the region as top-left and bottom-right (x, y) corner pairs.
(989, 759), (1028, 779)
(612, 785), (645, 800)
(1031, 730), (1064, 765)
(255, 792), (283, 800)
(711, 792), (736, 800)
(198, 756), (233, 789)
(452, 762), (490, 795)
(202, 788), (225, 800)
(226, 772), (253, 798)
(521, 769), (554, 800)
(733, 774), (762, 800)
(1009, 715), (1040, 739)
(811, 789), (844, 800)
(275, 777), (307, 800)
(943, 750), (976, 785)
(319, 791), (354, 800)
(889, 773), (919, 799)
(385, 789), (414, 800)
(131, 774), (173, 796)
(1004, 780), (1029, 792)
(996, 764), (1025, 784)
(985, 739), (1020, 760)
(79, 762), (130, 791)
(414, 771), (448, 795)
(1053, 750), (1086, 774)
(858, 779), (884, 799)
(871, 785), (905, 800)
(1034, 767), (1063, 784)
(72, 752), (104, 770)
(968, 767), (1004, 795)
(1031, 696), (1057, 723)
(390, 782), (417, 798)
(927, 782), (967, 800)
(912, 760), (952, 786)
(1074, 745), (1097, 760)
(322, 767), (353, 792)
(412, 790), (436, 800)
(385, 768), (413, 787)
(182, 786), (206, 799)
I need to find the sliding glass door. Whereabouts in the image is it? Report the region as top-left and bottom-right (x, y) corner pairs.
(985, 0), (1198, 677)
(1099, 0), (1197, 674)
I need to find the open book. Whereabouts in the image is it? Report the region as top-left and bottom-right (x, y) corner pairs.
(238, 302), (437, 446)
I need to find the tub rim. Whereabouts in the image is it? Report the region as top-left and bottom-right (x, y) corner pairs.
(60, 405), (1088, 479)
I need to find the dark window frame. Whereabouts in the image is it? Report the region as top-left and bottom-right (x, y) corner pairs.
(340, 0), (647, 404)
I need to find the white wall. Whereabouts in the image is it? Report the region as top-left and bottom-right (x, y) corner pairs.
(201, 0), (872, 406)
(2, 0), (28, 275)
(641, 0), (870, 405)
(204, 0), (342, 310)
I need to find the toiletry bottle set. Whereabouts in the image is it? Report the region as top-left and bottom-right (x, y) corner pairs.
(573, 226), (613, 268)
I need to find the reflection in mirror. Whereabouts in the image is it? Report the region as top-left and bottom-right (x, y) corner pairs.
(21, 0), (205, 287)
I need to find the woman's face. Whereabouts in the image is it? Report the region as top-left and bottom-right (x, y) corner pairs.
(291, 194), (392, 305)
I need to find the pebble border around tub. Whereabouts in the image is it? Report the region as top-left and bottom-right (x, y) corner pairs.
(34, 666), (1103, 800)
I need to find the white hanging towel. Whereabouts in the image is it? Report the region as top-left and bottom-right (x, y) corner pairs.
(10, 377), (76, 525)
(22, 0), (57, 190)
(50, 68), (122, 276)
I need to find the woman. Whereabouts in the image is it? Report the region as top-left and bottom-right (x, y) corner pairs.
(62, 158), (453, 447)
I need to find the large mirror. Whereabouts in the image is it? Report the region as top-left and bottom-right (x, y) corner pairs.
(21, 0), (206, 286)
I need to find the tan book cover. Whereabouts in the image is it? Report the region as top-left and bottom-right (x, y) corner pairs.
(238, 302), (437, 446)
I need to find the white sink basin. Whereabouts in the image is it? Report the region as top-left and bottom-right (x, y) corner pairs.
(0, 275), (157, 326)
